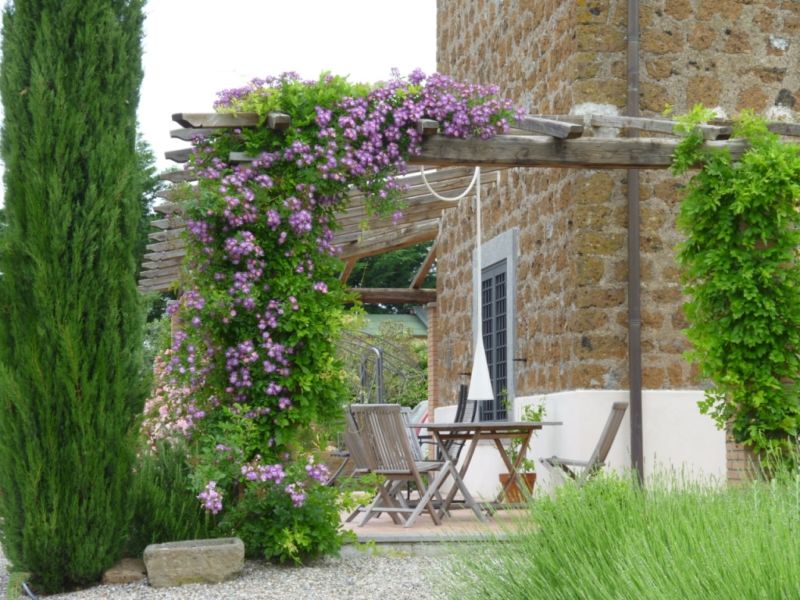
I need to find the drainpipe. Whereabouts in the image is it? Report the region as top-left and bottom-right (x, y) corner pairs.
(627, 0), (644, 483)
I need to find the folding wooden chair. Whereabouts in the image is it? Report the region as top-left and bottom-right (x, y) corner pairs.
(541, 402), (628, 484)
(418, 384), (476, 463)
(350, 403), (480, 527)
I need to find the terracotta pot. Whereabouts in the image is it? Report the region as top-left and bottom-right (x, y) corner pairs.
(498, 472), (536, 503)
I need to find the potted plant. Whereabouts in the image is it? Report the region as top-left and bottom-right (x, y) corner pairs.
(499, 402), (546, 503)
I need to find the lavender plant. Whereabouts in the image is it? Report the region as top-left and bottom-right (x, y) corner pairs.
(144, 70), (519, 561)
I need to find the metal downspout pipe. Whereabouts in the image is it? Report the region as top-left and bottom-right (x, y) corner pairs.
(627, 0), (644, 482)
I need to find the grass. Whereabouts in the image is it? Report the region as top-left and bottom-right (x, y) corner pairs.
(438, 473), (800, 599)
(126, 441), (216, 556)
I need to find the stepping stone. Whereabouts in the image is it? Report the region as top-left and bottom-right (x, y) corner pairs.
(143, 537), (245, 588)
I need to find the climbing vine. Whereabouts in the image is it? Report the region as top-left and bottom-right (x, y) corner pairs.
(673, 106), (800, 462)
(143, 70), (519, 560)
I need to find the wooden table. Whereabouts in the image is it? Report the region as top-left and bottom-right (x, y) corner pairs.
(423, 421), (562, 510)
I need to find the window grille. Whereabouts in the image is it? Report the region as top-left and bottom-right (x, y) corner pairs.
(480, 259), (508, 421)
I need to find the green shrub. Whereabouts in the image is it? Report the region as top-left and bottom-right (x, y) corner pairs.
(673, 107), (800, 461)
(440, 474), (800, 600)
(218, 461), (349, 564)
(126, 441), (216, 557)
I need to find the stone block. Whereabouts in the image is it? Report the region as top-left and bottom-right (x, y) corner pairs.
(575, 172), (616, 204)
(698, 0), (744, 21)
(737, 85), (769, 111)
(642, 30), (683, 55)
(688, 23), (716, 51)
(724, 30), (751, 54)
(144, 537), (245, 588)
(574, 79), (626, 106)
(688, 76), (723, 109)
(646, 57), (674, 80)
(577, 24), (626, 53)
(102, 558), (147, 585)
(640, 82), (670, 113)
(665, 0), (692, 20)
(575, 232), (625, 256)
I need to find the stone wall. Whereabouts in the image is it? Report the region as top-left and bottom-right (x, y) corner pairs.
(435, 0), (578, 411)
(433, 0), (800, 412)
(637, 0), (800, 388)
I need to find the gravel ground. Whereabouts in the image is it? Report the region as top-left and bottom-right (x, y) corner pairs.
(4, 549), (444, 600)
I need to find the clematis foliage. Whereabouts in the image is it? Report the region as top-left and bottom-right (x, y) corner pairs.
(143, 71), (519, 562)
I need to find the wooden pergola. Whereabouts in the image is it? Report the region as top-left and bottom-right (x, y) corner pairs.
(143, 107), (800, 482)
(140, 111), (798, 296)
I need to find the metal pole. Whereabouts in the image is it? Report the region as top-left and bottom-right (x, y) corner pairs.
(627, 0), (644, 483)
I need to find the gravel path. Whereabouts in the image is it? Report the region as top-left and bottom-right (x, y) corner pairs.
(5, 550), (444, 600)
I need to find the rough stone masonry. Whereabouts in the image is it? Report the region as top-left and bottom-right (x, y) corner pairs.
(432, 0), (800, 410)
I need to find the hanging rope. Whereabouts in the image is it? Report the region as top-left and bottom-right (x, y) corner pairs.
(418, 166), (480, 202)
(419, 164), (484, 304)
(419, 166), (494, 403)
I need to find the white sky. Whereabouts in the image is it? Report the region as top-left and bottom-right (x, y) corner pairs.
(140, 0), (437, 173)
(0, 0), (437, 204)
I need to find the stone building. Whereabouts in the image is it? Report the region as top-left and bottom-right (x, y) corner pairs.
(429, 0), (800, 489)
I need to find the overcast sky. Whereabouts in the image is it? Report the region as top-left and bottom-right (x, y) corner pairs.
(140, 0), (437, 172)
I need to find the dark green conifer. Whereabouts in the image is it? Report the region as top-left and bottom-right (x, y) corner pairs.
(0, 0), (146, 592)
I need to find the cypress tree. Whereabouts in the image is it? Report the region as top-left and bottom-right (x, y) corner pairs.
(0, 0), (146, 592)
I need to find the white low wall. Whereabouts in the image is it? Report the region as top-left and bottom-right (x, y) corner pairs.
(433, 389), (726, 499)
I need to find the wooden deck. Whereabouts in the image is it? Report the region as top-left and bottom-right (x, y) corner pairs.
(341, 506), (530, 544)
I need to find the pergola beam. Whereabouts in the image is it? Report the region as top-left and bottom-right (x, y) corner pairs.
(172, 112), (260, 128)
(410, 135), (749, 169)
(512, 116), (584, 139)
(338, 219), (439, 260)
(164, 136), (756, 178)
(340, 258), (357, 283)
(353, 287), (436, 304)
(410, 241), (438, 289)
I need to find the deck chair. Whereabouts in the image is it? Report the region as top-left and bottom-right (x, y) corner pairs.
(441, 384), (478, 463)
(325, 408), (363, 486)
(342, 430), (409, 525)
(541, 401), (628, 484)
(350, 403), (478, 528)
(340, 406), (409, 523)
(418, 384), (477, 463)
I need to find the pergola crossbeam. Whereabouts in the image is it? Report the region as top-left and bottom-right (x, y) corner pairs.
(354, 288), (436, 305)
(587, 114), (732, 140)
(142, 256), (184, 270)
(410, 241), (437, 290)
(150, 216), (186, 230)
(146, 238), (186, 253)
(147, 228), (185, 242)
(172, 112), (260, 128)
(170, 127), (216, 141)
(138, 274), (180, 292)
(146, 111), (791, 292)
(144, 248), (188, 262)
(160, 170), (196, 183)
(512, 115), (584, 139)
(340, 258), (357, 283)
(338, 219), (439, 261)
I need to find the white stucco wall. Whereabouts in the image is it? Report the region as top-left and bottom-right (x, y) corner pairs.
(433, 389), (726, 499)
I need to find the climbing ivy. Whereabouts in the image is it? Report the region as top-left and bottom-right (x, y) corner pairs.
(673, 106), (800, 462)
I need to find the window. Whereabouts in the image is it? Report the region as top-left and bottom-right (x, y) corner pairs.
(472, 228), (517, 421)
(480, 259), (508, 421)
